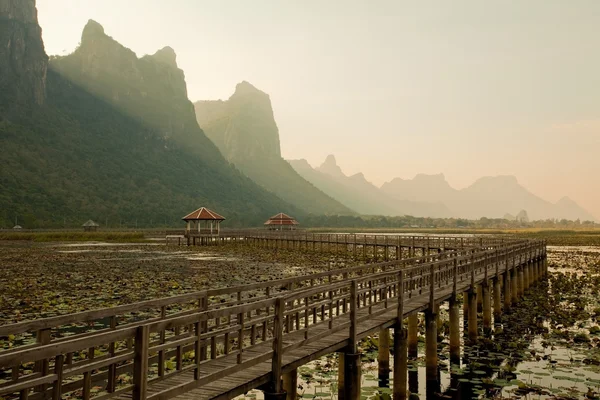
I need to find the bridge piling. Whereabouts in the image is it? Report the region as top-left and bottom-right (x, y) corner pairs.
(378, 328), (390, 387)
(282, 370), (297, 400)
(467, 289), (478, 342)
(425, 308), (438, 384)
(503, 271), (511, 312)
(449, 296), (460, 365)
(511, 268), (518, 304)
(482, 282), (492, 334)
(407, 314), (418, 358)
(493, 277), (502, 321)
(518, 266), (524, 298)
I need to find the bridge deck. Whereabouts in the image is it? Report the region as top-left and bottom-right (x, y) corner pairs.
(114, 267), (491, 400)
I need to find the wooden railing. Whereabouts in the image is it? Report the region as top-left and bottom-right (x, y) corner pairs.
(0, 239), (545, 400)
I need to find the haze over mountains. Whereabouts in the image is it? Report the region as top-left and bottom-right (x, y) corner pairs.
(193, 83), (351, 215)
(0, 1), (597, 227)
(290, 156), (597, 221)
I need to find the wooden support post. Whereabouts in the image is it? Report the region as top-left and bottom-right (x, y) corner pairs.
(503, 271), (511, 313)
(393, 269), (407, 400)
(52, 354), (64, 400)
(518, 266), (524, 298)
(265, 298), (285, 399)
(511, 268), (518, 304)
(282, 369), (297, 400)
(493, 277), (502, 321)
(476, 283), (483, 312)
(393, 324), (408, 400)
(344, 352), (361, 400)
(34, 328), (51, 393)
(132, 326), (149, 400)
(482, 281), (491, 334)
(449, 296), (460, 365)
(407, 313), (418, 358)
(468, 289), (478, 342)
(425, 309), (438, 384)
(378, 328), (390, 387)
(338, 352), (345, 400)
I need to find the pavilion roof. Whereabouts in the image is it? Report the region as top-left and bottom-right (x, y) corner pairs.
(82, 220), (99, 227)
(182, 207), (225, 221)
(264, 212), (299, 225)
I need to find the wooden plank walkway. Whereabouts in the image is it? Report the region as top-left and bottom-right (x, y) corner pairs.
(0, 236), (546, 400)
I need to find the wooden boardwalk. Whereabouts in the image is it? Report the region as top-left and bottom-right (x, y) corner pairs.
(0, 236), (546, 400)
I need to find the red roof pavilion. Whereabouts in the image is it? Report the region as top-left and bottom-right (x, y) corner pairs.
(182, 207), (225, 221)
(264, 213), (299, 230)
(182, 207), (225, 235)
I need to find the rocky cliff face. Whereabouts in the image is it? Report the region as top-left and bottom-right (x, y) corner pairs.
(195, 81), (281, 162)
(50, 20), (219, 161)
(0, 0), (48, 106)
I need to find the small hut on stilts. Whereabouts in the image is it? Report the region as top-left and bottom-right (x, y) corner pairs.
(182, 207), (225, 245)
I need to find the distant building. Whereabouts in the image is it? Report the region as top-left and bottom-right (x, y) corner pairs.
(182, 207), (225, 236)
(264, 213), (299, 230)
(12, 225), (22, 230)
(82, 220), (100, 232)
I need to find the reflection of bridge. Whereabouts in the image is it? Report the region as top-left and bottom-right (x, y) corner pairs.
(0, 235), (546, 400)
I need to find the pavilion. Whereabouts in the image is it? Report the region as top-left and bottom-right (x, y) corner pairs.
(264, 213), (299, 230)
(182, 207), (225, 236)
(82, 220), (99, 232)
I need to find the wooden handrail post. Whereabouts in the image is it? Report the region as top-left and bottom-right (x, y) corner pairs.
(471, 252), (475, 288)
(429, 264), (435, 309)
(52, 354), (64, 400)
(349, 280), (358, 353)
(271, 298), (284, 393)
(133, 325), (149, 400)
(453, 257), (458, 295)
(397, 270), (404, 324)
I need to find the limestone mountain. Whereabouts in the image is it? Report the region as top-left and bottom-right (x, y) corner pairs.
(194, 83), (352, 215)
(381, 174), (597, 221)
(0, 0), (48, 110)
(289, 156), (451, 217)
(50, 20), (222, 164)
(0, 12), (301, 227)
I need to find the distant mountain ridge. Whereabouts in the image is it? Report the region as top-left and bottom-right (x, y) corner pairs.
(194, 83), (352, 216)
(289, 156), (452, 218)
(381, 173), (597, 221)
(290, 155), (596, 221)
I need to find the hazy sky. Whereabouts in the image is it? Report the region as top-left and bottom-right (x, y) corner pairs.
(37, 1), (599, 219)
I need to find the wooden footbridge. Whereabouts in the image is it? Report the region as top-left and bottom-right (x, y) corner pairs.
(0, 235), (547, 400)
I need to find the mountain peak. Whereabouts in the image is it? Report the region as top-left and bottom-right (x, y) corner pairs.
(82, 19), (105, 41)
(232, 81), (267, 98)
(317, 155), (346, 179)
(151, 46), (178, 68)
